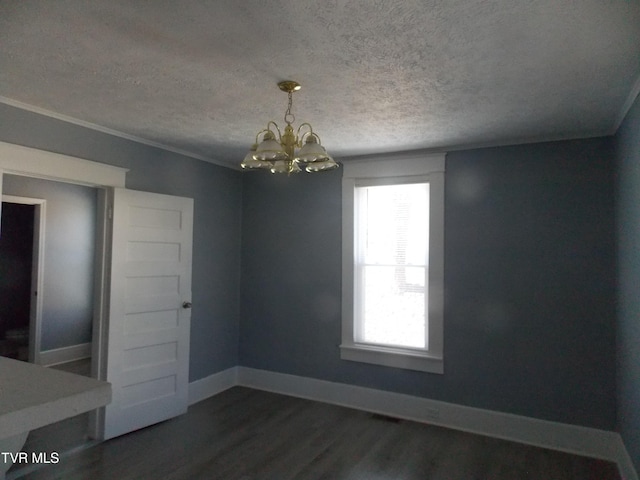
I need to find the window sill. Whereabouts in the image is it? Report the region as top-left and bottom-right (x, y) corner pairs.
(340, 343), (443, 374)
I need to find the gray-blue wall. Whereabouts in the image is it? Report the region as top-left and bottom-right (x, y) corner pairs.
(3, 174), (97, 351)
(0, 101), (623, 435)
(240, 171), (343, 378)
(615, 91), (640, 472)
(0, 103), (242, 381)
(240, 138), (617, 430)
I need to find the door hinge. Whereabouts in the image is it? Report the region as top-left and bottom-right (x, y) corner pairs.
(108, 206), (113, 220)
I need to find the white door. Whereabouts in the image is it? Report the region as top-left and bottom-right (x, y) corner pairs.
(102, 188), (193, 440)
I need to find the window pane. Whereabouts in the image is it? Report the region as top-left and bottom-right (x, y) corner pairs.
(354, 182), (429, 349)
(361, 183), (429, 266)
(359, 265), (427, 349)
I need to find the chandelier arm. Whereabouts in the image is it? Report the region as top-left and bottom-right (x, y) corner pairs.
(296, 122), (313, 138)
(299, 130), (323, 145)
(266, 121), (283, 141)
(254, 128), (272, 144)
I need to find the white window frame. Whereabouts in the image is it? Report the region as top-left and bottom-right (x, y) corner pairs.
(341, 153), (445, 374)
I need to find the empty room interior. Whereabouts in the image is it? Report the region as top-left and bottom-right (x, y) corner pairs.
(0, 1), (639, 479)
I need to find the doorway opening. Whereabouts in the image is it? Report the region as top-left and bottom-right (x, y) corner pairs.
(0, 173), (98, 371)
(0, 195), (45, 365)
(0, 201), (35, 361)
(1, 183), (100, 479)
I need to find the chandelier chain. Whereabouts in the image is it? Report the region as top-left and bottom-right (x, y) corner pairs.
(240, 80), (338, 174)
(284, 91), (295, 125)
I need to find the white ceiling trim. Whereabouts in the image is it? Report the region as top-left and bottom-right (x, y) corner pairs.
(0, 96), (237, 170)
(338, 130), (609, 165)
(3, 95), (615, 170)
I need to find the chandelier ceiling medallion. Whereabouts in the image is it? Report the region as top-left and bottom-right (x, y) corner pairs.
(240, 81), (339, 174)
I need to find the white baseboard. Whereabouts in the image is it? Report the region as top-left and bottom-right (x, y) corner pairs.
(616, 438), (639, 480)
(188, 367), (238, 406)
(187, 366), (637, 480)
(235, 367), (638, 480)
(39, 342), (91, 366)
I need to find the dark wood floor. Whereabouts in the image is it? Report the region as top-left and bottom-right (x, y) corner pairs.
(12, 386), (620, 480)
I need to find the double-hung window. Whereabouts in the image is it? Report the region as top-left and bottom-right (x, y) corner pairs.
(341, 154), (445, 373)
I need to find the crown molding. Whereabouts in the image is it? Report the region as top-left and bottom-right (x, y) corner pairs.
(612, 71), (640, 134)
(0, 96), (236, 170)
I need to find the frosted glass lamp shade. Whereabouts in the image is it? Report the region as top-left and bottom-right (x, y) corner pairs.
(271, 160), (289, 173)
(240, 145), (272, 169)
(289, 161), (302, 174)
(254, 132), (288, 161)
(296, 136), (329, 163)
(305, 157), (339, 172)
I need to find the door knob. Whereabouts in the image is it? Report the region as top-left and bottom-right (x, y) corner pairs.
(182, 301), (192, 309)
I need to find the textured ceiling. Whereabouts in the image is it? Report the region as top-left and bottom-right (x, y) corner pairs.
(1, 0), (639, 168)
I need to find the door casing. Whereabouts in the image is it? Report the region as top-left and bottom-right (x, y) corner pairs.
(0, 194), (46, 364)
(0, 141), (127, 439)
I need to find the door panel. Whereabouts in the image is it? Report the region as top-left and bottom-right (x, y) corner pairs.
(102, 188), (193, 440)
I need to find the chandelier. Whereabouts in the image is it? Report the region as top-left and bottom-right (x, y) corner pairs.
(240, 81), (339, 174)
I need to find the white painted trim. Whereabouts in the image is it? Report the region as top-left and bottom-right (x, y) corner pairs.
(1, 195), (46, 365)
(339, 344), (444, 374)
(616, 437), (640, 480)
(0, 97), (237, 170)
(341, 153), (445, 373)
(1, 195), (44, 206)
(40, 342), (92, 367)
(613, 72), (640, 133)
(188, 367), (238, 406)
(342, 152), (445, 178)
(236, 367), (637, 480)
(0, 141), (128, 187)
(31, 202), (45, 366)
(88, 189), (110, 439)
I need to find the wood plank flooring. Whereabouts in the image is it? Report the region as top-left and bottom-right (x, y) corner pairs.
(13, 387), (620, 480)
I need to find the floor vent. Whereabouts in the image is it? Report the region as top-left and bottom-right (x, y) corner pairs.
(370, 413), (402, 423)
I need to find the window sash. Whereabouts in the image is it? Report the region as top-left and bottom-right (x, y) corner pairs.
(353, 181), (430, 351)
(355, 264), (428, 349)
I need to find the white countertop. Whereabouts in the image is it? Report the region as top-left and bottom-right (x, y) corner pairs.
(0, 357), (111, 439)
